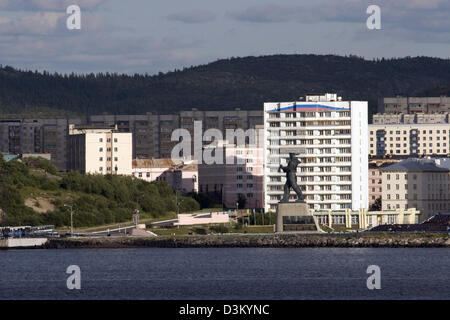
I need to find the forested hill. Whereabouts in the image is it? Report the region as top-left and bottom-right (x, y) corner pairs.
(1, 54), (450, 116)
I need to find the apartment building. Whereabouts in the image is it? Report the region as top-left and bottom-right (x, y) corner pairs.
(373, 113), (450, 124)
(369, 124), (450, 157)
(369, 163), (382, 205)
(90, 109), (263, 160)
(68, 124), (132, 175)
(263, 93), (368, 212)
(0, 118), (83, 170)
(0, 110), (263, 171)
(132, 158), (198, 193)
(381, 96), (450, 114)
(368, 159), (402, 206)
(380, 158), (450, 220)
(198, 137), (264, 210)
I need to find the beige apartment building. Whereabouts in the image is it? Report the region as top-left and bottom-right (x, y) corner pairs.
(381, 96), (450, 114)
(68, 124), (132, 175)
(373, 113), (450, 124)
(380, 158), (450, 220)
(369, 124), (450, 157)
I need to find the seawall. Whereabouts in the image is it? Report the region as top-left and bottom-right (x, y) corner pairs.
(0, 238), (48, 249)
(43, 233), (450, 249)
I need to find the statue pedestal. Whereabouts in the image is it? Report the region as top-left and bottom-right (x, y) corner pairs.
(276, 202), (320, 233)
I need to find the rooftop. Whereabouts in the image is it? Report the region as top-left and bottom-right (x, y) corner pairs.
(132, 158), (198, 170)
(380, 158), (450, 173)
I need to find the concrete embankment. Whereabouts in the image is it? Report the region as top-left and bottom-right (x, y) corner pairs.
(43, 233), (450, 249)
(0, 238), (48, 249)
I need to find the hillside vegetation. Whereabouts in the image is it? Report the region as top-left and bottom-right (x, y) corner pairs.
(1, 55), (450, 117)
(0, 156), (199, 227)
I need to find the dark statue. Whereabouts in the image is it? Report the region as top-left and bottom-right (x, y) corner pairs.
(279, 153), (305, 203)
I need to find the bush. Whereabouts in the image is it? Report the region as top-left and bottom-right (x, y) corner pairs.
(210, 224), (229, 234)
(193, 227), (207, 235)
(0, 157), (201, 227)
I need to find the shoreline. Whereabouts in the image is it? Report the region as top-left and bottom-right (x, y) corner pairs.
(35, 233), (450, 249)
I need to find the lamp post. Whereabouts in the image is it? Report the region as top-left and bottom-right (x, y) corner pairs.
(64, 204), (74, 236)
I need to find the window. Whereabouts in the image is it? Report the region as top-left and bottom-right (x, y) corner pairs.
(146, 173), (150, 177)
(114, 147), (118, 152)
(99, 147), (103, 152)
(114, 138), (118, 143)
(99, 157), (103, 161)
(99, 138), (103, 142)
(99, 167), (103, 172)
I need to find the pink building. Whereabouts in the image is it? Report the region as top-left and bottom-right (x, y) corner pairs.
(369, 160), (400, 206)
(199, 140), (264, 209)
(132, 158), (198, 193)
(369, 164), (382, 205)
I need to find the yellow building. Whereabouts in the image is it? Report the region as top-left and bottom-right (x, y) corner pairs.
(380, 158), (450, 221)
(369, 124), (450, 157)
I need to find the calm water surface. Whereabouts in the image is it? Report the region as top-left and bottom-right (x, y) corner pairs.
(0, 248), (448, 300)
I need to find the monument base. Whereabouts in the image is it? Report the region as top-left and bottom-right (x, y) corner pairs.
(276, 202), (321, 233)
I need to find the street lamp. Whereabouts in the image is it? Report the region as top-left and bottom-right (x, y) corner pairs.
(64, 204), (75, 236)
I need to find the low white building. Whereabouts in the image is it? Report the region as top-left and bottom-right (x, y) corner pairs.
(132, 158), (198, 193)
(68, 124), (132, 175)
(174, 212), (230, 226)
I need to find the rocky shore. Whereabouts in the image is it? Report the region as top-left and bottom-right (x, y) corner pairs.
(43, 233), (450, 249)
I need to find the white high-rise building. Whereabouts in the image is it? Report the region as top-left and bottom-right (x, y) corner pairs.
(263, 94), (368, 212)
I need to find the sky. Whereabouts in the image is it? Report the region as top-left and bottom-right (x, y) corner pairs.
(0, 0), (449, 74)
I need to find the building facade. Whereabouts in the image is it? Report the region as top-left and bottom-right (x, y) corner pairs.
(198, 139), (264, 210)
(68, 125), (132, 175)
(0, 118), (83, 171)
(369, 164), (382, 206)
(263, 93), (369, 212)
(369, 124), (450, 157)
(132, 158), (198, 193)
(380, 158), (450, 220)
(89, 109), (263, 160)
(381, 96), (450, 114)
(373, 113), (450, 124)
(0, 110), (263, 171)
